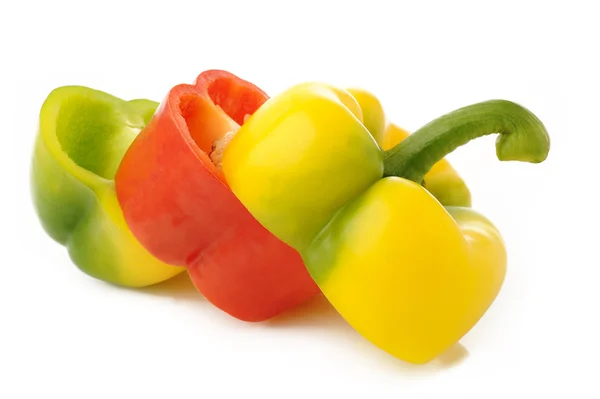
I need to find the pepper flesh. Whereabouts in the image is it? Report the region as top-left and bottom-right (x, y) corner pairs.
(31, 86), (184, 287)
(115, 70), (319, 322)
(223, 84), (550, 363)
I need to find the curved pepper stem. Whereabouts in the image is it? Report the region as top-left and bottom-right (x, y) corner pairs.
(383, 100), (550, 183)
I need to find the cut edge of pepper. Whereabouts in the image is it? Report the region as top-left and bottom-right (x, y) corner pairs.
(168, 70), (269, 182)
(38, 86), (124, 192)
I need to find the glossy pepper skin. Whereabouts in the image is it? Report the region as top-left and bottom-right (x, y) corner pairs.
(115, 70), (319, 322)
(223, 83), (550, 363)
(348, 88), (471, 207)
(31, 86), (184, 287)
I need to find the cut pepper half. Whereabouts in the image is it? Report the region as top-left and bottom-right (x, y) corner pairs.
(31, 86), (184, 287)
(115, 70), (319, 321)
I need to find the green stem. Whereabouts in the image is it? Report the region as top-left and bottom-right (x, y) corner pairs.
(383, 100), (550, 183)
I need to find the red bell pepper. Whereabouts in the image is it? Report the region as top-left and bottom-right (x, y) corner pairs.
(115, 70), (319, 321)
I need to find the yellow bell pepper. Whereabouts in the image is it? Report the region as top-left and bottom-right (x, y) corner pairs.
(222, 83), (550, 363)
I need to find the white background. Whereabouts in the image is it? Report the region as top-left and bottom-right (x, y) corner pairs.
(1, 1), (599, 398)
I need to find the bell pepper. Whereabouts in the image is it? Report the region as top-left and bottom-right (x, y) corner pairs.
(222, 83), (550, 363)
(31, 86), (184, 287)
(114, 70), (319, 322)
(348, 88), (471, 207)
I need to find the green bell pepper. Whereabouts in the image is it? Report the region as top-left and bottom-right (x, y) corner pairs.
(31, 86), (184, 287)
